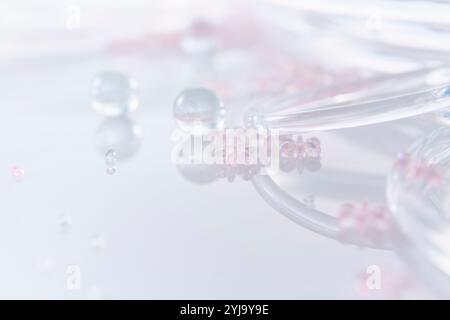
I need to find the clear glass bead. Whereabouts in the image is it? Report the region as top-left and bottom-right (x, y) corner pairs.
(173, 87), (225, 135)
(91, 71), (139, 117)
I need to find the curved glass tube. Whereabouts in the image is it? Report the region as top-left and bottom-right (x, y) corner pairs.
(251, 174), (393, 249)
(387, 127), (450, 296)
(246, 67), (450, 132)
(259, 0), (450, 59)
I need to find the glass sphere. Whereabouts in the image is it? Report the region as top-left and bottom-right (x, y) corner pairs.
(91, 71), (139, 117)
(173, 87), (225, 135)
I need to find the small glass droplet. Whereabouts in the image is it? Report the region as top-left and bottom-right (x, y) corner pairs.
(105, 149), (117, 165)
(305, 137), (321, 158)
(105, 149), (117, 175)
(280, 139), (298, 159)
(173, 87), (225, 135)
(91, 71), (139, 117)
(305, 157), (322, 172)
(279, 157), (296, 172)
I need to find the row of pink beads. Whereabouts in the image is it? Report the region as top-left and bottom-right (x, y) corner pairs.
(338, 202), (391, 235)
(394, 153), (444, 188)
(223, 133), (322, 166)
(280, 135), (321, 159)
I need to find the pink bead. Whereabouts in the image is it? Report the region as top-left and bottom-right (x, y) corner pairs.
(394, 153), (411, 171)
(305, 137), (321, 158)
(280, 138), (298, 159)
(339, 203), (356, 219)
(371, 206), (391, 231)
(410, 161), (428, 180)
(338, 202), (392, 234)
(426, 166), (444, 187)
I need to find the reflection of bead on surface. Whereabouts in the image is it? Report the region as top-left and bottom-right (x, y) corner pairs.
(106, 167), (117, 175)
(220, 164), (260, 183)
(280, 138), (298, 159)
(96, 118), (142, 162)
(105, 149), (117, 175)
(91, 71), (139, 117)
(174, 88), (225, 135)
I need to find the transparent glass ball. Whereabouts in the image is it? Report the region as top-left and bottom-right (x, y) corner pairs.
(91, 71), (139, 117)
(173, 87), (225, 135)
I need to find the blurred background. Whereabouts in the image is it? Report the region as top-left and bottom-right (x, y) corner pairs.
(0, 0), (448, 299)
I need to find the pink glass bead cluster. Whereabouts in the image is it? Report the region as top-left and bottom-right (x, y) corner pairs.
(394, 153), (444, 188)
(338, 202), (392, 236)
(279, 135), (321, 160)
